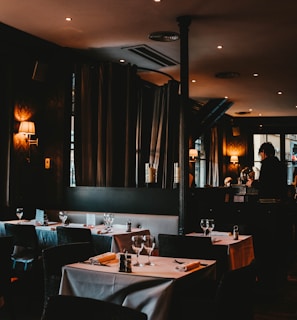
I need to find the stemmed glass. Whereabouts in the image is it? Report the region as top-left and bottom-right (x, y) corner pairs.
(208, 219), (215, 236)
(131, 235), (144, 266)
(143, 235), (155, 266)
(16, 207), (24, 223)
(200, 218), (209, 236)
(103, 213), (114, 231)
(59, 211), (68, 225)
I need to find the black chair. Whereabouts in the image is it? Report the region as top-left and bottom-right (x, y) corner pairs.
(0, 236), (16, 320)
(213, 261), (257, 320)
(41, 242), (95, 319)
(42, 294), (148, 320)
(158, 233), (229, 279)
(4, 223), (40, 272)
(56, 226), (95, 251)
(158, 233), (213, 259)
(175, 261), (257, 320)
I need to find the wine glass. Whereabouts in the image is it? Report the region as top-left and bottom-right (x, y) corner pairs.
(208, 219), (215, 236)
(16, 207), (24, 223)
(103, 213), (114, 231)
(143, 235), (155, 266)
(131, 235), (144, 266)
(58, 211), (68, 225)
(200, 218), (208, 236)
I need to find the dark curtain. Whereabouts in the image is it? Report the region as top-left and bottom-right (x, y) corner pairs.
(139, 80), (180, 188)
(74, 62), (179, 188)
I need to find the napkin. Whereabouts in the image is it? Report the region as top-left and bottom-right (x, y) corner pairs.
(90, 252), (117, 264)
(210, 231), (230, 236)
(176, 261), (200, 272)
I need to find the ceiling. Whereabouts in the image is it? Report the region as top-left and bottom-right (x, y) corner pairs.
(1, 0), (297, 117)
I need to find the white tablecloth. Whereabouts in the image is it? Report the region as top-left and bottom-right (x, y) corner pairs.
(59, 254), (216, 320)
(0, 220), (149, 254)
(186, 232), (255, 270)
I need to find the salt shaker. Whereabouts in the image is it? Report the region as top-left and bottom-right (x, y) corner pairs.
(233, 225), (239, 240)
(126, 220), (132, 232)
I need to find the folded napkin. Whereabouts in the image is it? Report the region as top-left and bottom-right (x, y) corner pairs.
(176, 261), (200, 272)
(210, 231), (230, 236)
(90, 252), (117, 264)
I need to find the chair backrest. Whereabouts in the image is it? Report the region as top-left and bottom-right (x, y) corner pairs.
(158, 233), (213, 259)
(0, 236), (14, 292)
(158, 233), (229, 279)
(4, 223), (39, 253)
(41, 242), (95, 317)
(214, 261), (257, 320)
(56, 226), (93, 246)
(42, 295), (148, 320)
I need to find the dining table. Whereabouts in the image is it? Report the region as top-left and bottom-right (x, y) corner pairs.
(0, 220), (150, 254)
(59, 254), (216, 320)
(186, 231), (255, 270)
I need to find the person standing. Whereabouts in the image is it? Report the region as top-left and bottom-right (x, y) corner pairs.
(246, 142), (289, 294)
(246, 142), (287, 201)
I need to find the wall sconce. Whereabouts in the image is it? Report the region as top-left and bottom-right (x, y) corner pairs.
(230, 155), (239, 164)
(18, 121), (38, 163)
(18, 121), (38, 146)
(189, 149), (198, 162)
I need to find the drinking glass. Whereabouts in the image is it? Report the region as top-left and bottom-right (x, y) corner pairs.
(208, 219), (215, 236)
(103, 213), (114, 230)
(131, 235), (144, 266)
(16, 207), (24, 223)
(58, 211), (68, 225)
(143, 235), (155, 266)
(200, 218), (208, 236)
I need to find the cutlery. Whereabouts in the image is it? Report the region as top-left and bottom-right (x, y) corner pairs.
(81, 260), (110, 267)
(174, 259), (184, 264)
(174, 259), (208, 267)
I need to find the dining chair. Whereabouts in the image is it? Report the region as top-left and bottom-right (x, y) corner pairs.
(175, 260), (257, 320)
(56, 225), (93, 244)
(41, 242), (95, 320)
(42, 294), (148, 320)
(0, 236), (16, 320)
(158, 233), (229, 279)
(4, 223), (41, 272)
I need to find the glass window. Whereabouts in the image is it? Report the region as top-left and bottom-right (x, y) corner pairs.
(253, 134), (297, 185)
(285, 134), (297, 184)
(194, 137), (206, 188)
(253, 134), (280, 173)
(70, 73), (76, 187)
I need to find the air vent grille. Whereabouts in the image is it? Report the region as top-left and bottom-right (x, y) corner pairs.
(124, 44), (179, 67)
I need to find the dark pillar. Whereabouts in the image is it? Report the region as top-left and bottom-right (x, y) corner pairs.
(177, 15), (192, 235)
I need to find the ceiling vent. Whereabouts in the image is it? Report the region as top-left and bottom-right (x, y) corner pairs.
(123, 44), (179, 68)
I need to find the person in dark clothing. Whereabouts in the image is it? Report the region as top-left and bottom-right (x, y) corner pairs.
(246, 142), (287, 200)
(246, 142), (289, 294)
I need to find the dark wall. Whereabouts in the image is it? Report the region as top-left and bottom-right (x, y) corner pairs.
(63, 187), (179, 215)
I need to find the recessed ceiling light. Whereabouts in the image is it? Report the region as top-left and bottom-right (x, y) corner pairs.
(277, 91), (283, 95)
(217, 45), (223, 49)
(65, 17), (72, 22)
(253, 73), (259, 77)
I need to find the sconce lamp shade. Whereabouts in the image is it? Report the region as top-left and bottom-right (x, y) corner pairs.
(19, 121), (35, 135)
(189, 149), (198, 162)
(230, 155), (239, 164)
